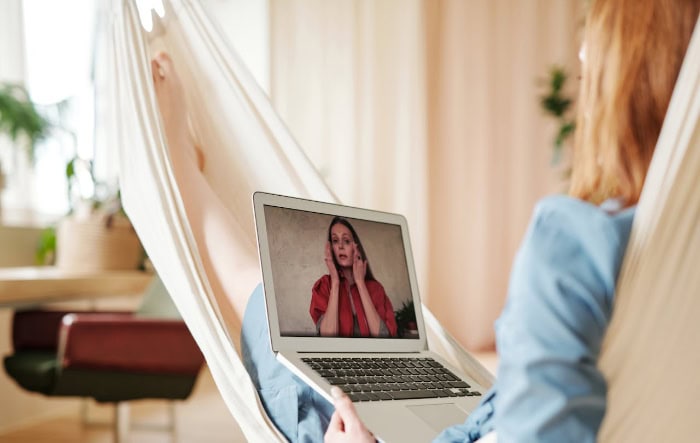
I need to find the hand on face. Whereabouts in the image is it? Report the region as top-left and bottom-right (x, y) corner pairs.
(325, 387), (375, 443)
(325, 241), (340, 284)
(352, 245), (367, 284)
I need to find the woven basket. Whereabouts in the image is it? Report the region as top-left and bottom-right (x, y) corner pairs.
(56, 212), (143, 271)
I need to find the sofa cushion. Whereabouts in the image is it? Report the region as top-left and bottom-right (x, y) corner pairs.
(3, 351), (58, 394)
(4, 352), (198, 402)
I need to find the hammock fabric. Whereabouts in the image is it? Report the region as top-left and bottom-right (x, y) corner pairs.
(596, 14), (700, 442)
(108, 1), (494, 441)
(109, 0), (700, 441)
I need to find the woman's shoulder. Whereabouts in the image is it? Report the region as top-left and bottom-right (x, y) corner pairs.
(312, 274), (332, 292)
(530, 195), (635, 248)
(521, 195), (635, 289)
(500, 195), (637, 348)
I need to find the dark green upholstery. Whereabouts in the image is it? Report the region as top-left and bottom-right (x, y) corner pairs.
(4, 352), (197, 403)
(3, 351), (57, 394)
(51, 370), (197, 402)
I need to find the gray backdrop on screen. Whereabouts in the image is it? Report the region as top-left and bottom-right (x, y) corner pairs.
(264, 205), (413, 336)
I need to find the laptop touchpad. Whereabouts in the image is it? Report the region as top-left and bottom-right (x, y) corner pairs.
(406, 404), (469, 432)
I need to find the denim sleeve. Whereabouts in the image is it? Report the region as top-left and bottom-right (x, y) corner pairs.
(493, 197), (630, 443)
(433, 387), (497, 443)
(241, 284), (334, 442)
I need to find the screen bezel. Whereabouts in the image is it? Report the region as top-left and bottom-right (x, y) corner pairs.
(253, 192), (428, 353)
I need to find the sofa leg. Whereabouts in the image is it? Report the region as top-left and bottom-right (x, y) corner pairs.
(166, 401), (176, 433)
(114, 402), (130, 443)
(80, 399), (90, 425)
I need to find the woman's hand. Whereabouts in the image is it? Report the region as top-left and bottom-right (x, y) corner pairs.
(325, 242), (340, 285)
(325, 387), (375, 443)
(352, 246), (367, 285)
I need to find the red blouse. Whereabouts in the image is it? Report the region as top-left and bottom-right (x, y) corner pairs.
(310, 274), (398, 337)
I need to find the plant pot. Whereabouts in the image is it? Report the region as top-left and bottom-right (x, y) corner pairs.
(56, 212), (142, 272)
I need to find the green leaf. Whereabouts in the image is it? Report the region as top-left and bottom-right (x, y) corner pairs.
(539, 65), (577, 165)
(35, 226), (57, 265)
(65, 158), (76, 179)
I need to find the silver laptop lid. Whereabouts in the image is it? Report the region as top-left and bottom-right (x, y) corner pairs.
(253, 192), (428, 353)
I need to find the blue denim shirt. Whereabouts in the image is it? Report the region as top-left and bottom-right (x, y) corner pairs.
(242, 195), (635, 442)
(241, 281), (334, 442)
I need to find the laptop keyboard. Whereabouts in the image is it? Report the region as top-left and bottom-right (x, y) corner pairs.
(301, 357), (481, 402)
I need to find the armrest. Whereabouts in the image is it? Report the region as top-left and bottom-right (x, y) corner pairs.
(12, 310), (129, 351)
(58, 314), (204, 375)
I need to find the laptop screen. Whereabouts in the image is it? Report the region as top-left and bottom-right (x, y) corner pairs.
(262, 203), (419, 340)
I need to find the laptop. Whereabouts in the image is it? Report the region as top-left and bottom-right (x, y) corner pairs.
(253, 192), (486, 442)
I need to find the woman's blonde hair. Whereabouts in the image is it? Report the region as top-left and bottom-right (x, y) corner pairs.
(570, 0), (699, 205)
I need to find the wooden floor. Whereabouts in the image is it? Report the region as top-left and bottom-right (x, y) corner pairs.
(0, 354), (498, 443)
(0, 368), (245, 443)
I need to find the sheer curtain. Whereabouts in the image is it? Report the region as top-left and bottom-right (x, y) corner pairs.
(269, 0), (430, 295)
(270, 0), (581, 350)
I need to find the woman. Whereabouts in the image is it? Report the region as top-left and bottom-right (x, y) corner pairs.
(151, 0), (698, 440)
(327, 1), (699, 442)
(311, 217), (398, 338)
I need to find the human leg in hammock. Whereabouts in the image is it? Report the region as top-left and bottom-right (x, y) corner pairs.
(151, 51), (334, 442)
(151, 52), (260, 336)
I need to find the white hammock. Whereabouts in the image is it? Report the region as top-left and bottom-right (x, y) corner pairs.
(108, 1), (493, 441)
(108, 0), (700, 441)
(597, 12), (700, 442)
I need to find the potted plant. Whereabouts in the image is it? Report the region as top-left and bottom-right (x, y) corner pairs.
(37, 156), (143, 271)
(394, 300), (418, 338)
(539, 66), (576, 166)
(1, 82), (142, 271)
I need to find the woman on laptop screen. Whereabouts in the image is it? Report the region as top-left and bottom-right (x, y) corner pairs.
(310, 216), (398, 338)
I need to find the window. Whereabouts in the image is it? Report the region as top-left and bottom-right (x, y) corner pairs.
(1, 0), (269, 223)
(0, 0), (98, 221)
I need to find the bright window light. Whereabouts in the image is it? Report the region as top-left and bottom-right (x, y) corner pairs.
(20, 0), (98, 216)
(135, 0), (165, 32)
(22, 0), (95, 105)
